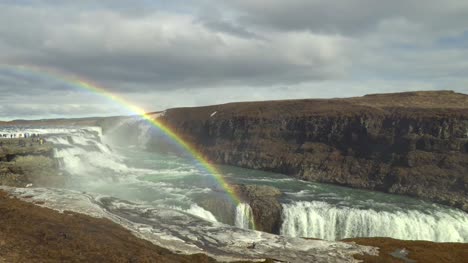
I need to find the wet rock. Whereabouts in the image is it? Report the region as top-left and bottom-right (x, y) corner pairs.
(233, 184), (283, 234)
(198, 197), (236, 225)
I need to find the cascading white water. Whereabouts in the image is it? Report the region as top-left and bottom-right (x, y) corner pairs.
(235, 203), (254, 229)
(13, 125), (468, 244)
(45, 127), (221, 224)
(280, 201), (468, 242)
(184, 204), (219, 222)
(48, 128), (127, 176)
(163, 204), (219, 222)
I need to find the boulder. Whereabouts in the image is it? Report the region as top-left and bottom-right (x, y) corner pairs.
(233, 184), (283, 234)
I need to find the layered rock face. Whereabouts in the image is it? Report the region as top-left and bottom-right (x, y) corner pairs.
(158, 91), (468, 211)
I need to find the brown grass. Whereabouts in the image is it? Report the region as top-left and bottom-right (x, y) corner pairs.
(345, 237), (468, 263)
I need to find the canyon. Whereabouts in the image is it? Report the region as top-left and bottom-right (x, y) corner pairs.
(4, 91), (465, 212)
(1, 90), (467, 262)
(148, 91), (468, 212)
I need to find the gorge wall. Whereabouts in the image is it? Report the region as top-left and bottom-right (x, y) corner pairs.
(3, 91), (465, 212)
(155, 91), (468, 211)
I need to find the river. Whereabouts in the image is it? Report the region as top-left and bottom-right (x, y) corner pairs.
(3, 126), (468, 243)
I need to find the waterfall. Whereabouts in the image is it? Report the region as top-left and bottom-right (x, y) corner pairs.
(46, 127), (221, 225)
(235, 203), (254, 229)
(46, 127), (132, 185)
(280, 201), (468, 242)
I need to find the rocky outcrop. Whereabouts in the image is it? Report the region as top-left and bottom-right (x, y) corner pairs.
(157, 91), (468, 211)
(197, 184), (283, 233)
(0, 139), (61, 187)
(233, 184), (283, 234)
(0, 139), (54, 162)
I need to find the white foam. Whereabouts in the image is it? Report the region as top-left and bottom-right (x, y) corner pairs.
(281, 201), (468, 242)
(235, 203), (254, 229)
(184, 204), (219, 222)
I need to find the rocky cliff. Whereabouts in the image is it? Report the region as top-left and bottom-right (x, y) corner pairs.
(233, 184), (283, 234)
(157, 91), (468, 211)
(0, 139), (61, 187)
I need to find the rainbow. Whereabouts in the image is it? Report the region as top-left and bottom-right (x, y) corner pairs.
(0, 64), (256, 230)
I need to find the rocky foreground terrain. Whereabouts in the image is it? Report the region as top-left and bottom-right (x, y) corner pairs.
(0, 142), (262, 262)
(1, 189), (467, 262)
(0, 190), (238, 263)
(152, 91), (468, 212)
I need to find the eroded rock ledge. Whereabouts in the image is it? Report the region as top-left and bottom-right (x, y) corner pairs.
(0, 139), (62, 187)
(156, 91), (468, 211)
(233, 184), (283, 234)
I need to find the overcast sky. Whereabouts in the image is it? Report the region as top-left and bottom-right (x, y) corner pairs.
(1, 0), (467, 120)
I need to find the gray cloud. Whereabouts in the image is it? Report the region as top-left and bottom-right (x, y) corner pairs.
(220, 1), (468, 36)
(0, 104), (111, 119)
(0, 4), (349, 90)
(0, 1), (467, 119)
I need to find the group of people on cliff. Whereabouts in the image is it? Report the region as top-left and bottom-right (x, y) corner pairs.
(0, 133), (45, 147)
(1, 133), (39, 139)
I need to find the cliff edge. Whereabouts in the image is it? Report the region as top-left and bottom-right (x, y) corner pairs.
(158, 91), (468, 211)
